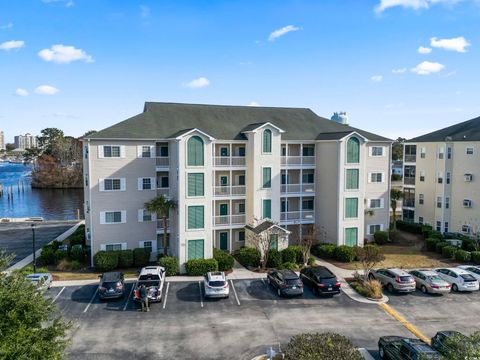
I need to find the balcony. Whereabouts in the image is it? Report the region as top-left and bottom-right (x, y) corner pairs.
(404, 177), (415, 186)
(404, 155), (416, 163)
(157, 187), (169, 196)
(280, 210), (314, 222)
(281, 156), (315, 166)
(213, 185), (246, 197)
(403, 199), (415, 208)
(213, 156), (246, 167)
(156, 157), (169, 168)
(281, 183), (315, 194)
(213, 214), (246, 227)
(156, 218), (170, 232)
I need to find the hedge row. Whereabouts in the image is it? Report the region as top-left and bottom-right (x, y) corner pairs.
(311, 243), (356, 263)
(93, 248), (151, 271)
(213, 249), (235, 271)
(158, 256), (180, 276)
(185, 258), (218, 276)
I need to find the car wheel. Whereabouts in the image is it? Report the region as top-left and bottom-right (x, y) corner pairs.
(421, 285), (428, 294)
(387, 283), (394, 293)
(452, 284), (459, 292)
(379, 345), (386, 359)
(277, 288), (281, 297)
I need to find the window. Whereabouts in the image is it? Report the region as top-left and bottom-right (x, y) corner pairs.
(188, 206), (204, 229)
(188, 173), (204, 197)
(142, 178), (152, 190)
(281, 147), (287, 156)
(141, 145), (151, 158)
(466, 147), (474, 155)
(447, 147), (452, 159)
(346, 137), (360, 163)
(465, 174), (473, 182)
(238, 147), (245, 157)
(104, 179), (121, 191)
(84, 145), (88, 159)
(263, 167), (271, 188)
(281, 174), (287, 185)
(446, 172), (451, 184)
(302, 173), (314, 183)
(437, 197), (442, 208)
(238, 203), (245, 214)
(405, 144), (417, 161)
(403, 188), (415, 207)
(463, 199), (472, 208)
(219, 176), (228, 187)
(263, 199), (271, 219)
(159, 146), (168, 157)
(369, 199), (382, 208)
(142, 241), (153, 253)
(345, 228), (358, 246)
(238, 175), (245, 186)
(371, 146), (384, 156)
(420, 147), (426, 159)
(444, 222), (449, 233)
(419, 171), (425, 182)
(436, 221), (441, 232)
(106, 244), (122, 251)
(438, 148), (444, 159)
(345, 198), (358, 218)
(345, 169), (359, 190)
(141, 210), (152, 222)
(445, 197), (450, 209)
(103, 145), (121, 158)
(281, 200), (288, 213)
(418, 217), (424, 224)
(187, 136), (204, 166)
(302, 199), (314, 210)
(188, 239), (204, 260)
(263, 129), (272, 153)
(159, 176), (169, 188)
(302, 146), (314, 156)
(104, 211), (123, 224)
(462, 225), (471, 234)
(437, 172), (443, 184)
(419, 194), (424, 205)
(368, 224), (382, 235)
(238, 231), (245, 242)
(370, 173), (383, 183)
(220, 147), (229, 157)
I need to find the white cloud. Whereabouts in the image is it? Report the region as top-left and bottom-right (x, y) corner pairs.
(418, 46), (432, 54)
(430, 36), (470, 52)
(184, 77), (210, 89)
(140, 5), (151, 18)
(0, 22), (13, 30)
(411, 61), (445, 75)
(0, 40), (25, 51)
(248, 101), (261, 106)
(268, 25), (301, 41)
(375, 0), (462, 13)
(34, 85), (60, 95)
(392, 68), (407, 74)
(15, 88), (29, 96)
(42, 0), (74, 7)
(371, 75), (383, 82)
(38, 44), (93, 64)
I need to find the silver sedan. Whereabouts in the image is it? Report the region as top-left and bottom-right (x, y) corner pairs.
(409, 269), (451, 294)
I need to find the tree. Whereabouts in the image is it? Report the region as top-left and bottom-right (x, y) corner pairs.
(81, 130), (97, 138)
(356, 245), (385, 281)
(144, 195), (177, 256)
(392, 137), (406, 161)
(37, 128), (65, 155)
(23, 147), (41, 163)
(5, 143), (15, 151)
(390, 188), (403, 229)
(299, 224), (318, 266)
(442, 331), (480, 360)
(246, 219), (280, 269)
(0, 252), (72, 359)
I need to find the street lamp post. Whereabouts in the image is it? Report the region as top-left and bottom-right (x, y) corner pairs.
(31, 223), (36, 273)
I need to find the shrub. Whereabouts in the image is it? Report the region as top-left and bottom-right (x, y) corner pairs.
(213, 249), (235, 271)
(436, 241), (449, 254)
(54, 250), (68, 263)
(442, 245), (457, 259)
(391, 173), (402, 181)
(39, 245), (56, 266)
(117, 250), (134, 268)
(266, 249), (282, 268)
(374, 231), (389, 245)
(462, 239), (477, 252)
(396, 220), (423, 234)
(238, 247), (261, 268)
(16, 265), (49, 276)
(50, 240), (63, 251)
(281, 247), (297, 264)
(335, 245), (356, 263)
(284, 332), (363, 360)
(471, 252), (480, 265)
(425, 238), (440, 252)
(312, 244), (336, 258)
(351, 279), (383, 300)
(93, 251), (119, 272)
(158, 256), (179, 276)
(289, 246), (304, 264)
(56, 259), (71, 271)
(70, 246), (85, 263)
(279, 262), (299, 271)
(185, 259), (218, 276)
(428, 231), (443, 240)
(133, 248), (150, 267)
(307, 256), (316, 266)
(455, 250), (471, 263)
(70, 260), (81, 271)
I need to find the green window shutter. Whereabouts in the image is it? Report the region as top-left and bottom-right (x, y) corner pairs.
(345, 198), (358, 218)
(187, 136), (204, 166)
(270, 234), (278, 250)
(345, 228), (358, 246)
(263, 167), (271, 188)
(346, 169), (359, 189)
(188, 206), (204, 229)
(263, 129), (272, 153)
(263, 199), (271, 219)
(188, 239), (204, 260)
(188, 173), (204, 196)
(347, 137), (360, 164)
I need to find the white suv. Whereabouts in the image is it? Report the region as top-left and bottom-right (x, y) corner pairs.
(204, 272), (229, 299)
(435, 268), (479, 292)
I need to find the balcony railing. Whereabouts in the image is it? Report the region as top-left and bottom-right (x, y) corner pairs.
(404, 155), (416, 163)
(281, 156), (315, 166)
(156, 218), (170, 231)
(280, 210), (314, 222)
(213, 185), (246, 196)
(213, 156), (246, 167)
(403, 200), (415, 208)
(404, 177), (415, 185)
(280, 183), (315, 193)
(156, 187), (169, 196)
(156, 157), (169, 167)
(213, 214), (246, 226)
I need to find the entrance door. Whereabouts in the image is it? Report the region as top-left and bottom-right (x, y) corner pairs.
(219, 203), (229, 216)
(219, 232), (228, 251)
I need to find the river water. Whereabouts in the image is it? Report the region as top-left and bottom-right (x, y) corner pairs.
(0, 162), (84, 220)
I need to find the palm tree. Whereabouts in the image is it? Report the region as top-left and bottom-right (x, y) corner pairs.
(390, 188), (403, 230)
(144, 195), (177, 256)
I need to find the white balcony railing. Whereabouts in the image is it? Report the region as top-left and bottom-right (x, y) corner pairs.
(156, 157), (169, 167)
(213, 214), (246, 226)
(280, 211), (314, 222)
(214, 156), (246, 167)
(213, 185), (246, 196)
(280, 183), (315, 193)
(156, 187), (169, 196)
(281, 156), (315, 166)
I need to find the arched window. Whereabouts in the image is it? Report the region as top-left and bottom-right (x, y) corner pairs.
(346, 137), (360, 163)
(263, 129), (272, 153)
(187, 136), (204, 166)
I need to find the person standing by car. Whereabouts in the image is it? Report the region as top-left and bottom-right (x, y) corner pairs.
(140, 284), (149, 312)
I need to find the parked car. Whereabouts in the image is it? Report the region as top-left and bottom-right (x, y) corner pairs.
(133, 266), (166, 303)
(431, 330), (467, 356)
(408, 269), (451, 295)
(25, 273), (53, 290)
(203, 271), (229, 299)
(98, 271), (125, 300)
(378, 336), (441, 359)
(267, 269), (303, 297)
(299, 266), (341, 296)
(369, 268), (416, 293)
(457, 265), (480, 282)
(435, 268), (479, 292)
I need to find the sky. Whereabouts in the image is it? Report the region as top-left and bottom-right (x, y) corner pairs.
(0, 0), (479, 143)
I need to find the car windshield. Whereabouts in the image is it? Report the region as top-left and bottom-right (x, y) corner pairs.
(460, 274), (476, 282)
(139, 274), (160, 281)
(138, 281), (159, 288)
(208, 281), (226, 287)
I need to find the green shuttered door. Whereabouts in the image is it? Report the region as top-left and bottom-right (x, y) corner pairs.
(345, 198), (358, 218)
(263, 167), (271, 188)
(263, 199), (271, 219)
(345, 228), (358, 247)
(188, 239), (204, 260)
(219, 232), (228, 250)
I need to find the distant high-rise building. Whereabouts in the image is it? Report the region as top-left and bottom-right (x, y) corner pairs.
(0, 131), (5, 151)
(14, 133), (38, 150)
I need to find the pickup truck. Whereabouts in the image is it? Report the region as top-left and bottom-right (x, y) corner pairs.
(133, 266), (166, 303)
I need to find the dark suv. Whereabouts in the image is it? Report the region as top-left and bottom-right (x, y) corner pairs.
(98, 271), (125, 300)
(300, 266), (341, 296)
(431, 331), (467, 356)
(267, 269), (303, 297)
(378, 336), (441, 360)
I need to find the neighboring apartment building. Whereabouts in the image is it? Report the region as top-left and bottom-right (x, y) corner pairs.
(403, 116), (480, 237)
(0, 130), (5, 151)
(83, 102), (391, 269)
(14, 133), (37, 150)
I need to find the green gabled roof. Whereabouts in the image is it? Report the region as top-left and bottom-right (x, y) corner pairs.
(87, 102), (391, 142)
(409, 116), (480, 143)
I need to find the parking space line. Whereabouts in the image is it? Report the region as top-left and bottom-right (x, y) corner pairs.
(83, 288), (98, 313)
(52, 286), (65, 303)
(379, 303), (431, 344)
(163, 282), (170, 309)
(230, 280), (240, 306)
(123, 282), (136, 311)
(198, 281), (204, 308)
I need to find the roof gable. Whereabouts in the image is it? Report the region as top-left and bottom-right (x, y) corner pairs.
(409, 116), (480, 143)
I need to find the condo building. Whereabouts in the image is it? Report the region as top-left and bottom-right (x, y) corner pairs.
(0, 130), (5, 151)
(403, 116), (480, 237)
(14, 133), (38, 150)
(83, 103), (391, 268)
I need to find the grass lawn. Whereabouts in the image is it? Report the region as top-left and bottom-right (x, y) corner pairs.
(49, 267), (139, 281)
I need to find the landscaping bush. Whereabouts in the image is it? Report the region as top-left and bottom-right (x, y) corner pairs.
(279, 262), (299, 271)
(308, 256), (316, 266)
(133, 248), (150, 267)
(374, 231), (389, 245)
(350, 279), (383, 300)
(284, 332), (363, 360)
(54, 250), (68, 263)
(462, 239), (477, 252)
(289, 246), (304, 264)
(117, 250), (134, 268)
(428, 231), (443, 240)
(334, 245), (356, 263)
(471, 252), (480, 265)
(70, 246), (85, 263)
(266, 249), (282, 268)
(455, 250), (471, 263)
(436, 241), (449, 254)
(50, 240), (63, 251)
(39, 245), (56, 266)
(16, 265), (49, 276)
(158, 256), (179, 276)
(213, 249), (235, 271)
(93, 251), (119, 272)
(312, 243), (336, 258)
(70, 260), (81, 271)
(425, 238), (440, 252)
(281, 247), (297, 264)
(396, 220), (423, 234)
(442, 245), (457, 259)
(185, 259), (218, 276)
(238, 247), (261, 268)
